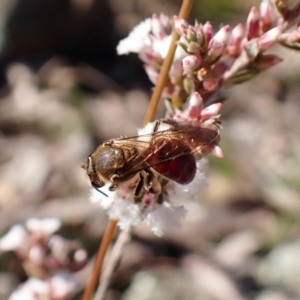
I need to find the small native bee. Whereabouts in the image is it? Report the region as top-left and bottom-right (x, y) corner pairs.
(82, 118), (220, 196)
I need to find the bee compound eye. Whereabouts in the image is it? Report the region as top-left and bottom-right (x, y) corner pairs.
(95, 147), (125, 177)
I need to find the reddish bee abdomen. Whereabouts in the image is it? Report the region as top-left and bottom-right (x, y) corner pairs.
(148, 138), (197, 184)
(153, 154), (196, 184)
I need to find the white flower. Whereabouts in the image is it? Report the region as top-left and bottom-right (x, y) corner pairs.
(26, 218), (61, 236)
(145, 201), (188, 236)
(117, 14), (186, 61)
(89, 118), (214, 236)
(49, 271), (78, 299)
(152, 35), (187, 60)
(0, 224), (29, 251)
(9, 278), (50, 300)
(171, 160), (209, 200)
(117, 18), (152, 54)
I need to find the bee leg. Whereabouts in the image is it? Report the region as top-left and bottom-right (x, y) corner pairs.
(108, 184), (117, 191)
(134, 173), (145, 198)
(143, 169), (161, 194)
(104, 140), (113, 146)
(153, 118), (177, 133)
(108, 174), (120, 191)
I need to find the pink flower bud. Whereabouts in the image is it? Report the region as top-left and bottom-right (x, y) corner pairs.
(211, 145), (224, 158)
(201, 103), (222, 118)
(187, 41), (201, 54)
(212, 56), (234, 78)
(203, 21), (214, 46)
(207, 25), (230, 63)
(258, 26), (282, 51)
(246, 7), (260, 40)
(260, 1), (276, 31)
(187, 92), (203, 118)
(182, 55), (200, 72)
(173, 16), (189, 35)
(183, 78), (195, 94)
(186, 26), (197, 42)
(254, 54), (283, 69)
(227, 23), (244, 57)
(152, 14), (166, 39)
(274, 0), (288, 15)
(211, 25), (231, 45)
(139, 50), (158, 64)
(144, 65), (159, 84)
(203, 78), (219, 91)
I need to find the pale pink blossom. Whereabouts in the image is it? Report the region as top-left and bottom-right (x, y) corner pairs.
(246, 7), (260, 39)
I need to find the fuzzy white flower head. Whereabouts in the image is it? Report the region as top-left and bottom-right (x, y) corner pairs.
(9, 278), (49, 300)
(0, 224), (29, 251)
(49, 271), (78, 299)
(89, 116), (217, 236)
(26, 218), (61, 237)
(117, 14), (186, 61)
(117, 18), (153, 54)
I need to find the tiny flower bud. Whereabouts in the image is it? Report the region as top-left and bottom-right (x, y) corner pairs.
(203, 78), (219, 91)
(186, 26), (197, 42)
(187, 41), (201, 54)
(260, 1), (276, 32)
(211, 25), (231, 45)
(197, 67), (208, 81)
(227, 23), (244, 57)
(139, 50), (158, 64)
(183, 77), (195, 94)
(254, 54), (283, 70)
(244, 39), (260, 59)
(144, 65), (159, 84)
(152, 14), (166, 39)
(206, 44), (226, 64)
(212, 56), (234, 78)
(203, 21), (214, 46)
(274, 0), (288, 15)
(187, 92), (203, 119)
(173, 16), (189, 35)
(279, 29), (300, 44)
(246, 7), (260, 40)
(182, 55), (201, 73)
(258, 26), (282, 51)
(207, 25), (230, 63)
(201, 103), (222, 119)
(211, 145), (224, 158)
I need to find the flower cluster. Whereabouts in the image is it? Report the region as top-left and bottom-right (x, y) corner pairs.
(90, 93), (222, 236)
(0, 218), (87, 300)
(86, 0), (300, 237)
(117, 0), (300, 109)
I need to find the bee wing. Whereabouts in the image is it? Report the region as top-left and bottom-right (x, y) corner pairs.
(113, 123), (219, 180)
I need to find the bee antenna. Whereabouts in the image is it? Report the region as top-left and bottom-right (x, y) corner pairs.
(92, 184), (109, 198)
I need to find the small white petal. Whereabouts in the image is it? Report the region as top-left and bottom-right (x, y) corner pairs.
(49, 271), (78, 299)
(153, 35), (187, 60)
(0, 225), (28, 251)
(26, 218), (61, 236)
(108, 199), (142, 231)
(28, 245), (45, 264)
(89, 186), (114, 209)
(172, 160), (208, 200)
(146, 202), (188, 236)
(117, 18), (152, 54)
(9, 278), (50, 300)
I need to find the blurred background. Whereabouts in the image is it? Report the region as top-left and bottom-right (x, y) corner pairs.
(1, 0), (300, 299)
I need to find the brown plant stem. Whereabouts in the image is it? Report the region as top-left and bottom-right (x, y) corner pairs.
(94, 230), (131, 300)
(142, 0), (194, 126)
(82, 219), (117, 300)
(82, 0), (193, 299)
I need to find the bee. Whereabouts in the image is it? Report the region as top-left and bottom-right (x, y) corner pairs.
(82, 118), (220, 196)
